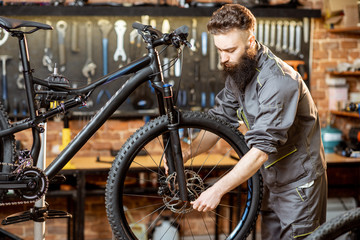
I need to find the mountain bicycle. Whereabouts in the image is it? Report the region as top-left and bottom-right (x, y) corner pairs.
(304, 207), (360, 240)
(0, 16), (262, 239)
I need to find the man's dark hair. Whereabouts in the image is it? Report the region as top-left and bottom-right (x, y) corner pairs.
(207, 4), (256, 35)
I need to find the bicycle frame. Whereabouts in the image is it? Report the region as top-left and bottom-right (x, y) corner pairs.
(0, 30), (168, 181)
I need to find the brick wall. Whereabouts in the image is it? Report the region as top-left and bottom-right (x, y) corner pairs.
(310, 2), (360, 135)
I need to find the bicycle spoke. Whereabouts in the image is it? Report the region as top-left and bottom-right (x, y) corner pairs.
(195, 137), (222, 175)
(207, 210), (230, 239)
(123, 193), (163, 199)
(126, 202), (164, 211)
(200, 212), (213, 240)
(142, 147), (166, 176)
(185, 215), (196, 240)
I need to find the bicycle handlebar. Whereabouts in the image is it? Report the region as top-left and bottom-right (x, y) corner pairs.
(132, 22), (191, 49)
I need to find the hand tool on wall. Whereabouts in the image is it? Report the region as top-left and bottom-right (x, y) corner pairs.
(162, 19), (170, 78)
(295, 21), (304, 59)
(190, 18), (197, 53)
(98, 19), (113, 76)
(276, 20), (283, 52)
(150, 19), (156, 28)
(42, 20), (53, 72)
(303, 17), (309, 44)
(177, 84), (187, 107)
(270, 21), (276, 48)
(175, 59), (181, 77)
(0, 55), (11, 112)
(0, 28), (9, 47)
(209, 34), (217, 71)
(71, 21), (80, 53)
(288, 21), (296, 55)
(201, 32), (207, 56)
(82, 21), (97, 85)
(188, 84), (196, 106)
(114, 20), (127, 68)
(97, 19), (113, 104)
(56, 20), (67, 72)
(16, 54), (25, 89)
(282, 21), (289, 53)
(257, 19), (264, 44)
(264, 20), (270, 46)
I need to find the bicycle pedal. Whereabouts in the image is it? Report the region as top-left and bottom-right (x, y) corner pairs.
(46, 209), (72, 220)
(50, 174), (66, 184)
(2, 210), (32, 225)
(2, 206), (72, 225)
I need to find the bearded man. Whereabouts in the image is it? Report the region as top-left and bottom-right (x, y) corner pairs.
(186, 4), (328, 240)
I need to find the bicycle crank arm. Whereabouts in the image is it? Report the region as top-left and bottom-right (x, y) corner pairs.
(0, 180), (28, 189)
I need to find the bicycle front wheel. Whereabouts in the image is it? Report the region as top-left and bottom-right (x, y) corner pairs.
(106, 111), (263, 240)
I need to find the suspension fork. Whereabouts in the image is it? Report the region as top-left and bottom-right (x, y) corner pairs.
(163, 84), (188, 202)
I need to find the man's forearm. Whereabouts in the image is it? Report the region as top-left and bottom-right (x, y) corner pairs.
(184, 130), (219, 160)
(212, 147), (268, 196)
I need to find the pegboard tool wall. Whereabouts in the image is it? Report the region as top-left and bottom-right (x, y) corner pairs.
(0, 15), (311, 119)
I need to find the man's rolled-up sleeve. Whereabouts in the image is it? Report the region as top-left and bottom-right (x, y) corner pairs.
(245, 75), (300, 155)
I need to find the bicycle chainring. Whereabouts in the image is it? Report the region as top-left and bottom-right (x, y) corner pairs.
(0, 162), (49, 206)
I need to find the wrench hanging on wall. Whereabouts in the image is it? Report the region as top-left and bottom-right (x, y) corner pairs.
(82, 21), (96, 84)
(71, 21), (80, 53)
(0, 28), (9, 47)
(98, 19), (113, 76)
(56, 20), (67, 72)
(190, 19), (198, 53)
(289, 21), (296, 55)
(42, 20), (53, 72)
(162, 19), (170, 78)
(276, 20), (283, 52)
(114, 20), (127, 68)
(295, 21), (304, 59)
(270, 21), (276, 48)
(201, 32), (207, 56)
(282, 21), (289, 53)
(257, 20), (264, 44)
(264, 20), (270, 46)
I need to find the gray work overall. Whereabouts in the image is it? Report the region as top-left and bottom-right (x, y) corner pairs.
(208, 42), (327, 239)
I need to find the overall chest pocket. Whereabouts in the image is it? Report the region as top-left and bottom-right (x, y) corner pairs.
(264, 144), (307, 187)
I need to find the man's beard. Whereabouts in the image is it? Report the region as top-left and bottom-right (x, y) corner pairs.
(222, 47), (258, 93)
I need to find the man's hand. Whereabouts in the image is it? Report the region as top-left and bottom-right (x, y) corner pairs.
(191, 186), (223, 212)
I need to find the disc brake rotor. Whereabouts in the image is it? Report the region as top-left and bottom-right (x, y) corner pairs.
(161, 170), (204, 214)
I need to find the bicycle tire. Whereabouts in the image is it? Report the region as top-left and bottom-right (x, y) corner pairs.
(106, 111), (263, 240)
(0, 105), (16, 198)
(305, 208), (360, 240)
(0, 105), (15, 173)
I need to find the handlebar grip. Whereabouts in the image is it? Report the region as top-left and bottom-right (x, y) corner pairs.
(174, 25), (189, 35)
(132, 22), (146, 31)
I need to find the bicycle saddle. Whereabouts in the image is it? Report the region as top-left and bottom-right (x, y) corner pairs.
(0, 16), (52, 32)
